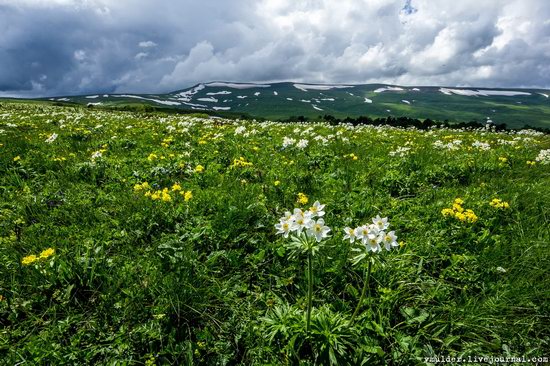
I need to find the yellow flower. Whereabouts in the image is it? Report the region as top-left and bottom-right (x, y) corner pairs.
(454, 198), (464, 205)
(452, 203), (464, 213)
(171, 183), (182, 192)
(183, 191), (193, 201)
(274, 180), (281, 186)
(195, 165), (205, 173)
(296, 193), (309, 205)
(499, 157), (508, 163)
(527, 161), (536, 166)
(441, 208), (455, 217)
(22, 254), (38, 266)
(147, 153), (157, 161)
(161, 192), (172, 202)
(39, 248), (55, 259)
(13, 156), (21, 162)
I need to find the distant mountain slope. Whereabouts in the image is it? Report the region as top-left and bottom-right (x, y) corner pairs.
(43, 82), (550, 128)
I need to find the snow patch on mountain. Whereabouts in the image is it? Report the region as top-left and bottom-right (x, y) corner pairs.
(206, 82), (271, 89)
(115, 95), (181, 106)
(374, 86), (405, 93)
(206, 91), (231, 96)
(293, 83), (354, 92)
(197, 97), (218, 103)
(439, 88), (531, 97)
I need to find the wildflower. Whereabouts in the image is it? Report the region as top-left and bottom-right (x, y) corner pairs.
(147, 153), (157, 161)
(307, 218), (331, 242)
(490, 198), (510, 209)
(45, 133), (58, 143)
(372, 215), (389, 231)
(290, 209), (313, 234)
(21, 254), (38, 266)
(366, 231), (382, 252)
(39, 248), (55, 259)
(296, 139), (309, 149)
(354, 225), (371, 245)
(535, 149), (550, 164)
(275, 219), (293, 238)
(343, 227), (356, 243)
(382, 231), (399, 251)
(442, 198), (477, 223)
(296, 193), (309, 205)
(171, 183), (182, 192)
(308, 201), (325, 217)
(282, 137), (296, 148)
(91, 151), (102, 160)
(13, 156), (21, 162)
(184, 191), (193, 201)
(230, 157), (253, 168)
(499, 156), (508, 163)
(526, 160), (536, 166)
(274, 180), (281, 186)
(161, 192), (172, 202)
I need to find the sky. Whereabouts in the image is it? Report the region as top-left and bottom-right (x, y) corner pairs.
(0, 0), (549, 97)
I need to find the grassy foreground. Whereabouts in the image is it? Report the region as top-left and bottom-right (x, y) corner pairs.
(0, 102), (549, 365)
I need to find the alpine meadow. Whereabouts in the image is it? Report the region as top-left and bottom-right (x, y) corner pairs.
(2, 0), (550, 364)
(0, 101), (548, 364)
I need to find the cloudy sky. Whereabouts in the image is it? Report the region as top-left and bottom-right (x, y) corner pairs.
(1, 0), (549, 97)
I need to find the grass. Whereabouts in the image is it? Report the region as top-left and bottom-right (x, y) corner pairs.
(0, 101), (549, 365)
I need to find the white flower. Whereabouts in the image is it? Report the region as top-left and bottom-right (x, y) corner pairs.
(343, 227), (356, 243)
(91, 151), (103, 160)
(381, 231), (399, 251)
(307, 218), (331, 242)
(366, 231), (382, 252)
(45, 133), (58, 143)
(275, 219), (293, 238)
(291, 209), (313, 234)
(235, 126), (246, 135)
(282, 136), (296, 148)
(354, 225), (371, 244)
(372, 215), (389, 231)
(296, 139), (309, 149)
(308, 201), (325, 217)
(535, 149), (550, 164)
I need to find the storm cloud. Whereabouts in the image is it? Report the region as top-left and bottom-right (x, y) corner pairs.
(1, 0), (549, 97)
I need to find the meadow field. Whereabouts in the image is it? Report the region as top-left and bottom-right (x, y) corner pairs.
(0, 102), (549, 365)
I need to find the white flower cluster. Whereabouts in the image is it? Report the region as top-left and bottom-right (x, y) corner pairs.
(344, 215), (399, 264)
(275, 201), (330, 242)
(471, 141), (491, 150)
(389, 146), (411, 157)
(433, 139), (462, 150)
(281, 136), (309, 149)
(535, 149), (550, 165)
(234, 126), (246, 135)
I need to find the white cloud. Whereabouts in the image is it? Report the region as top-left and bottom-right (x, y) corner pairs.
(0, 0), (549, 96)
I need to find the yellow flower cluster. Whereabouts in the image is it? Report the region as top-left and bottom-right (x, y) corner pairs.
(489, 198), (510, 209)
(161, 137), (173, 147)
(343, 153), (359, 160)
(230, 156), (253, 168)
(21, 248), (55, 266)
(134, 182), (192, 202)
(296, 192), (309, 205)
(13, 156), (21, 162)
(194, 165), (205, 173)
(441, 198), (478, 223)
(526, 160), (536, 166)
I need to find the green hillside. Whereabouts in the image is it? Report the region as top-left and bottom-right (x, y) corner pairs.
(35, 82), (550, 129)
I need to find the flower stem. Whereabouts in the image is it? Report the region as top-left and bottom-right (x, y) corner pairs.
(350, 257), (372, 325)
(306, 249), (313, 334)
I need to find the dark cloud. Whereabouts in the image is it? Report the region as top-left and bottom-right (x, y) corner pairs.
(0, 0), (549, 97)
